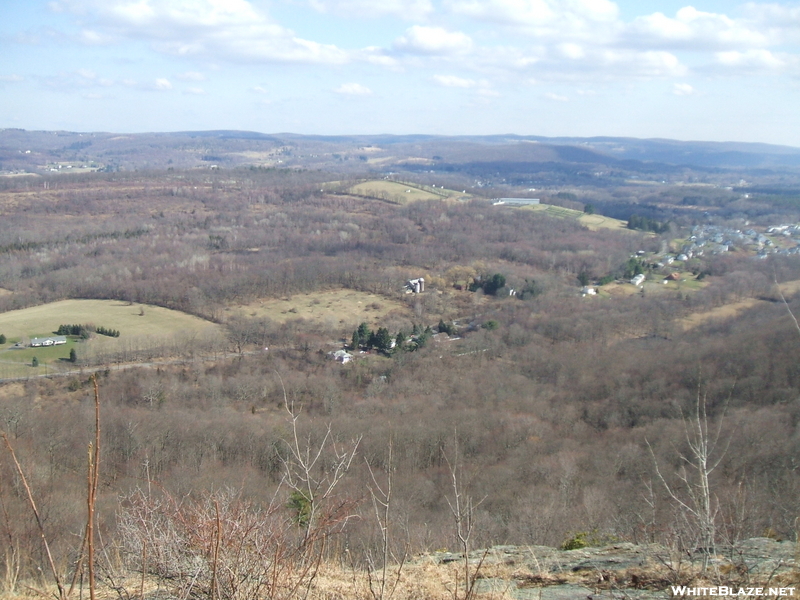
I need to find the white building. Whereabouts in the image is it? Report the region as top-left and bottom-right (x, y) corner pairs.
(630, 274), (646, 286)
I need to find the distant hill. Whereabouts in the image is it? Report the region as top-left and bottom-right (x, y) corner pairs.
(2, 129), (800, 175)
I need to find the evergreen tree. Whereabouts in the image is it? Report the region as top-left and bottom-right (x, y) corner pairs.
(374, 327), (393, 353)
(69, 348), (77, 363)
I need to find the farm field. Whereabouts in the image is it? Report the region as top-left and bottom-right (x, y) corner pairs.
(337, 180), (470, 204)
(521, 203), (628, 231)
(0, 300), (221, 378)
(228, 289), (410, 330)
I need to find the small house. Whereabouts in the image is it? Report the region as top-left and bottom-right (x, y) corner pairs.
(30, 336), (67, 347)
(630, 274), (646, 286)
(330, 350), (353, 364)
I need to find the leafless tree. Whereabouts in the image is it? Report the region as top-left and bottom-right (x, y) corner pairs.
(443, 434), (488, 600)
(647, 389), (731, 571)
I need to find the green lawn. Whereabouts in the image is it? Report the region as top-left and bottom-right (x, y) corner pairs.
(0, 299), (221, 376)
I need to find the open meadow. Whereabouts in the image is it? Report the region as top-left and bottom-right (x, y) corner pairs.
(519, 202), (628, 231)
(0, 299), (221, 378)
(338, 180), (470, 204)
(228, 288), (411, 330)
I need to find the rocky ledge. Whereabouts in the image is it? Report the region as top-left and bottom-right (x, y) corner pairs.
(427, 538), (799, 599)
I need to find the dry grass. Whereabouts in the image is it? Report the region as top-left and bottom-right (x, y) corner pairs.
(227, 289), (410, 329)
(521, 204), (628, 231)
(341, 180), (470, 204)
(680, 278), (800, 331)
(681, 298), (764, 331)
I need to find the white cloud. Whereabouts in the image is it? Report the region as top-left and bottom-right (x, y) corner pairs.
(50, 0), (358, 65)
(743, 4), (800, 42)
(0, 74), (24, 82)
(79, 28), (113, 44)
(432, 74), (498, 96)
(154, 78), (172, 90)
(184, 87), (206, 95)
(714, 48), (788, 72)
(394, 25), (472, 55)
(432, 74), (476, 88)
(177, 71), (206, 81)
(672, 83), (694, 96)
(308, 0), (433, 21)
(334, 82), (372, 95)
(447, 0), (619, 42)
(498, 46), (686, 81)
(251, 86), (269, 94)
(624, 7), (768, 50)
(544, 91), (569, 101)
(558, 43), (585, 59)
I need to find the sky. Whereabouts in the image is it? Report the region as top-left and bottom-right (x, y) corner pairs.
(1, 0), (800, 146)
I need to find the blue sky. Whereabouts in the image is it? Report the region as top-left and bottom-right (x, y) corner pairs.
(1, 0), (800, 145)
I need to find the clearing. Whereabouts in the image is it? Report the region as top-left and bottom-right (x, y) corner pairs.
(0, 299), (221, 378)
(681, 279), (800, 331)
(333, 180), (470, 204)
(522, 204), (628, 231)
(228, 289), (410, 330)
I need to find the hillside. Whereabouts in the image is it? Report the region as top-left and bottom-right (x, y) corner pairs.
(1, 149), (800, 600)
(4, 129), (800, 177)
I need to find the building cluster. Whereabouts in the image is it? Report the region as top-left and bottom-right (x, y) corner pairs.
(405, 278), (425, 293)
(685, 223), (800, 259)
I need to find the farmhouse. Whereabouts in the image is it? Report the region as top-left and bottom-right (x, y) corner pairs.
(329, 350), (353, 364)
(630, 274), (646, 286)
(30, 336), (67, 347)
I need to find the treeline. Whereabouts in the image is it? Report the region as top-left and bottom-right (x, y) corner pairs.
(626, 213), (670, 233)
(56, 324), (120, 338)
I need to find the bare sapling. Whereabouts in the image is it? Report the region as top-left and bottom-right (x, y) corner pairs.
(443, 433), (488, 600)
(1, 432), (67, 600)
(365, 437), (408, 600)
(277, 372), (361, 539)
(648, 387), (731, 572)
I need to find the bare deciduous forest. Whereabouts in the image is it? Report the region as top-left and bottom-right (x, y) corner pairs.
(2, 153), (800, 597)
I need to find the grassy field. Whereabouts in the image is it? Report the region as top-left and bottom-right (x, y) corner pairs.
(333, 180), (470, 204)
(0, 299), (221, 378)
(522, 203), (628, 231)
(228, 289), (410, 330)
(680, 278), (800, 331)
(681, 298), (762, 331)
